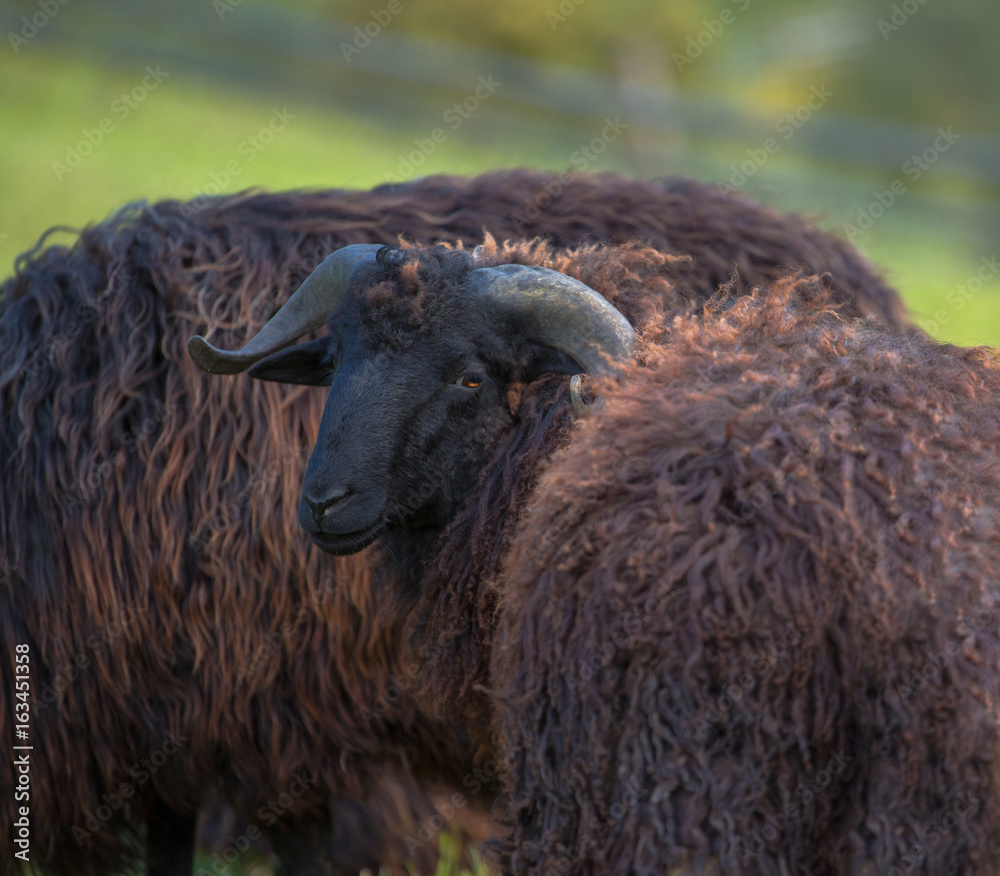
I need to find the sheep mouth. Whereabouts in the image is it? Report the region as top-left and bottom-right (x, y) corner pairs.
(308, 519), (387, 555)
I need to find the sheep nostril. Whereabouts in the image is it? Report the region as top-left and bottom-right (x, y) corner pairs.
(304, 487), (353, 522)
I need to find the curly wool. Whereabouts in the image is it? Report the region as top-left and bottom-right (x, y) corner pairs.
(489, 278), (1000, 875)
(370, 243), (900, 737)
(0, 169), (906, 875)
(309, 241), (1000, 874)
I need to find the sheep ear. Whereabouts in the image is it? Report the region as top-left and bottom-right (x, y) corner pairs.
(246, 337), (335, 386)
(522, 348), (582, 383)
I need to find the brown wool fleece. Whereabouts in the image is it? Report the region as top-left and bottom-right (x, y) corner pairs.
(489, 280), (1000, 875)
(301, 241), (999, 874)
(1, 170), (907, 875)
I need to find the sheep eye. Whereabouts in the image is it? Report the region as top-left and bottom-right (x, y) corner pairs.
(456, 373), (484, 389)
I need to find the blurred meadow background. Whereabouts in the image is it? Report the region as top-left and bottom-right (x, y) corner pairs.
(1, 0), (999, 344)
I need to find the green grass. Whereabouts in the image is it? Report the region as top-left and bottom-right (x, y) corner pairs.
(185, 827), (489, 876)
(856, 225), (1000, 347)
(0, 49), (528, 274)
(2, 46), (998, 349)
(402, 828), (490, 876)
(191, 849), (275, 876)
(73, 827), (489, 875)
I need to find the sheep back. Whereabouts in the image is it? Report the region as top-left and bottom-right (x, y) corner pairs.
(492, 277), (1000, 875)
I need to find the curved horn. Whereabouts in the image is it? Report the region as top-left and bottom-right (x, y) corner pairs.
(188, 244), (383, 375)
(467, 264), (635, 376)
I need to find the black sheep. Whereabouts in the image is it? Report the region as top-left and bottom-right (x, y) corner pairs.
(2, 169), (906, 875)
(195, 237), (998, 875)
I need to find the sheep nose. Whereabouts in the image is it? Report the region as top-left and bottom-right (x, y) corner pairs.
(304, 487), (352, 522)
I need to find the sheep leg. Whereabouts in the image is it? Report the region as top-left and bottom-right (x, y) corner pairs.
(269, 780), (452, 876)
(147, 797), (196, 876)
(269, 815), (336, 876)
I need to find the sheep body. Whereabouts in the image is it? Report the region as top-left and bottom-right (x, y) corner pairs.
(490, 279), (1000, 874)
(242, 239), (1000, 875)
(1, 169), (905, 875)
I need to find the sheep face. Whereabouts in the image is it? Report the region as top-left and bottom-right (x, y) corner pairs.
(217, 246), (633, 555)
(282, 316), (515, 555)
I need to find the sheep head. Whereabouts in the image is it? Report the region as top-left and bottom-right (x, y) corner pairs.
(189, 244), (634, 555)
